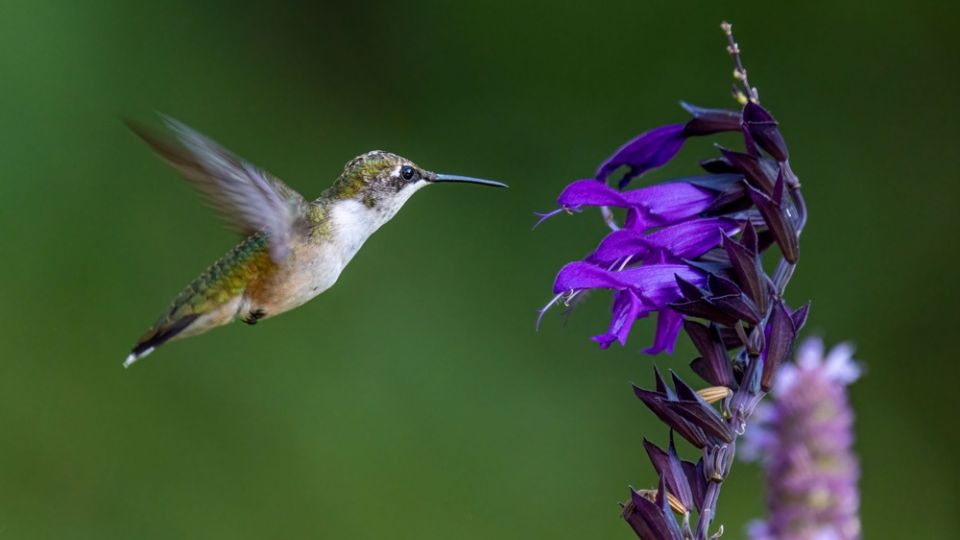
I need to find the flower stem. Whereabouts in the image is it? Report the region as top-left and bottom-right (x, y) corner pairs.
(721, 21), (758, 104)
(696, 480), (722, 539)
(694, 396), (761, 539)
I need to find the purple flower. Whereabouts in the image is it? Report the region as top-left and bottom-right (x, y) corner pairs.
(536, 22), (814, 540)
(741, 338), (862, 540)
(538, 169), (757, 355)
(552, 179), (722, 230)
(596, 106), (741, 189)
(588, 217), (740, 265)
(549, 261), (706, 351)
(538, 98), (800, 355)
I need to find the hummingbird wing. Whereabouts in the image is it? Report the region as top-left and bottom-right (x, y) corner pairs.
(126, 115), (305, 261)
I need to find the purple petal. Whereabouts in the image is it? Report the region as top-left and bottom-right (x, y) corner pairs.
(589, 230), (652, 265)
(595, 124), (687, 187)
(553, 261), (628, 292)
(643, 308), (684, 355)
(647, 218), (739, 258)
(553, 262), (705, 299)
(554, 263), (706, 350)
(637, 183), (718, 226)
(555, 179), (631, 208)
(555, 180), (716, 230)
(592, 290), (643, 348)
(592, 218), (739, 266)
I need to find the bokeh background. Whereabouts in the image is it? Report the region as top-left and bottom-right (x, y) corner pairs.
(1, 1), (957, 538)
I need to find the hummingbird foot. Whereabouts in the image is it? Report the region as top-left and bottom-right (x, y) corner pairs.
(241, 308), (267, 325)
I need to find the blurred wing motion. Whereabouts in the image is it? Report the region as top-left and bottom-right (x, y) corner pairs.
(126, 115), (305, 261)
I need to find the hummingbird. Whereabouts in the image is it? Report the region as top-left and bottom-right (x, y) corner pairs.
(122, 116), (506, 367)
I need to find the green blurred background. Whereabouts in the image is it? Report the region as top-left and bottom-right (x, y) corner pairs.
(1, 1), (957, 538)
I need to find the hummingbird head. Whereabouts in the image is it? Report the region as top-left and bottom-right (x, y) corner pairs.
(332, 151), (507, 216)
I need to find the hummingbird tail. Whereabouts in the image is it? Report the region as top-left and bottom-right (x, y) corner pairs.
(124, 314), (199, 368)
(123, 348), (154, 368)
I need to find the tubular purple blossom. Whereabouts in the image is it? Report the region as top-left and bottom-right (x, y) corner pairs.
(588, 218), (740, 266)
(596, 124), (687, 186)
(741, 338), (862, 540)
(553, 179), (721, 229)
(552, 262), (706, 351)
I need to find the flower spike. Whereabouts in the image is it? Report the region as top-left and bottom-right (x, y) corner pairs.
(535, 22), (809, 539)
(742, 339), (861, 539)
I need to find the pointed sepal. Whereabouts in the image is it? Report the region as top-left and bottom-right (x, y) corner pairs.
(643, 438), (694, 514)
(684, 320), (736, 388)
(746, 170), (800, 263)
(622, 478), (684, 540)
(717, 145), (776, 195)
(742, 102), (789, 161)
(681, 102), (742, 136)
(760, 300), (798, 391)
(667, 372), (734, 443)
(682, 458), (707, 513)
(721, 232), (768, 314)
(790, 301), (811, 332)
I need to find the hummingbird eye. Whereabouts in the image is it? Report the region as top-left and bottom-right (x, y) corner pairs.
(400, 165), (417, 181)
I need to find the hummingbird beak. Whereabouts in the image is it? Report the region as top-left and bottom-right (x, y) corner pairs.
(430, 173), (508, 188)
